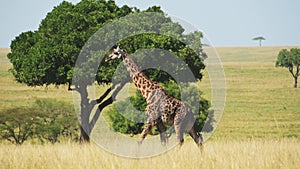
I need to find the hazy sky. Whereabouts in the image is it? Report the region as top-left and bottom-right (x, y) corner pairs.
(1, 0), (299, 47)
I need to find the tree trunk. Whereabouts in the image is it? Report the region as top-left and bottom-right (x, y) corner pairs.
(78, 84), (92, 143)
(79, 125), (90, 143)
(75, 81), (127, 144)
(289, 66), (299, 88)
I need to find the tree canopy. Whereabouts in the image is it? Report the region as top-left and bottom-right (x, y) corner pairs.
(7, 0), (133, 87)
(8, 1), (205, 87)
(252, 36), (265, 46)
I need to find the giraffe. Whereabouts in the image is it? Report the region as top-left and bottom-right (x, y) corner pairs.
(105, 46), (203, 147)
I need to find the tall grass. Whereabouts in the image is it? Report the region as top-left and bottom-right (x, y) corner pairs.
(0, 138), (299, 169)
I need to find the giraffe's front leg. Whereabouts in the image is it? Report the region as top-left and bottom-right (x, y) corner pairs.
(174, 118), (184, 146)
(138, 122), (152, 145)
(175, 124), (184, 146)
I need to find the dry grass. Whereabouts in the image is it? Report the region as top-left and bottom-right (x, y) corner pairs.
(0, 138), (299, 169)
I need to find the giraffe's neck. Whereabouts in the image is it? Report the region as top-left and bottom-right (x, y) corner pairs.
(123, 54), (140, 77)
(122, 54), (160, 100)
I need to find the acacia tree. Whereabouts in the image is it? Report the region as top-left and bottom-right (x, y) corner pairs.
(0, 107), (36, 145)
(252, 36), (265, 46)
(276, 48), (300, 88)
(8, 0), (133, 143)
(34, 99), (79, 144)
(0, 99), (78, 145)
(8, 0), (207, 143)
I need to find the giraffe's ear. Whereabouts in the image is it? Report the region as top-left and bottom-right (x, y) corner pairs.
(118, 45), (126, 53)
(115, 43), (122, 48)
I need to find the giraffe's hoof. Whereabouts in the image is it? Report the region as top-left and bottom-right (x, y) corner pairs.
(198, 133), (204, 145)
(161, 140), (168, 146)
(160, 133), (168, 146)
(137, 138), (143, 145)
(197, 138), (204, 147)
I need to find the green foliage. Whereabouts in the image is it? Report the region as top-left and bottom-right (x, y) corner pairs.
(115, 33), (205, 83)
(252, 36), (266, 46)
(276, 48), (300, 88)
(108, 99), (144, 135)
(0, 99), (79, 144)
(108, 80), (209, 135)
(7, 0), (133, 87)
(276, 48), (300, 67)
(0, 107), (37, 145)
(252, 36), (266, 41)
(34, 99), (79, 144)
(8, 0), (205, 87)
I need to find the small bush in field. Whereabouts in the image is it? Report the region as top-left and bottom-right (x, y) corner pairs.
(0, 99), (79, 144)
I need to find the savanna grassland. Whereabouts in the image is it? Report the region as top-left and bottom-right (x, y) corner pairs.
(0, 46), (300, 169)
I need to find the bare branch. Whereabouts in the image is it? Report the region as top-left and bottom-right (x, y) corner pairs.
(289, 66), (296, 78)
(89, 81), (127, 130)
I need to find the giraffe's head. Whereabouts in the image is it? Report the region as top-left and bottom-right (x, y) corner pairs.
(105, 46), (126, 62)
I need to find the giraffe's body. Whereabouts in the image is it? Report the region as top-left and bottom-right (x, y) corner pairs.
(106, 47), (203, 146)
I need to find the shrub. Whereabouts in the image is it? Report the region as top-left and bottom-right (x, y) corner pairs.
(0, 99), (79, 144)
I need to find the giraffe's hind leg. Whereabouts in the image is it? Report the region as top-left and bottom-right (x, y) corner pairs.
(188, 126), (203, 147)
(156, 118), (168, 146)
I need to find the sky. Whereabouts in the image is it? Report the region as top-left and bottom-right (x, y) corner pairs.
(0, 0), (299, 48)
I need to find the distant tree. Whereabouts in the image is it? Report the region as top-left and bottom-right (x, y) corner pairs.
(252, 36), (266, 46)
(276, 48), (300, 88)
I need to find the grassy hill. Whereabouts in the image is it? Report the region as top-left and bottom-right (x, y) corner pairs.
(205, 46), (300, 140)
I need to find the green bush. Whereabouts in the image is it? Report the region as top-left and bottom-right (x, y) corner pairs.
(0, 99), (79, 144)
(0, 107), (37, 145)
(34, 99), (79, 144)
(109, 98), (145, 135)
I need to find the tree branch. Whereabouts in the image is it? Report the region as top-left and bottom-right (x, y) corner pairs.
(289, 66), (296, 78)
(90, 86), (112, 106)
(88, 83), (117, 114)
(68, 82), (74, 91)
(7, 126), (17, 144)
(89, 81), (127, 130)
